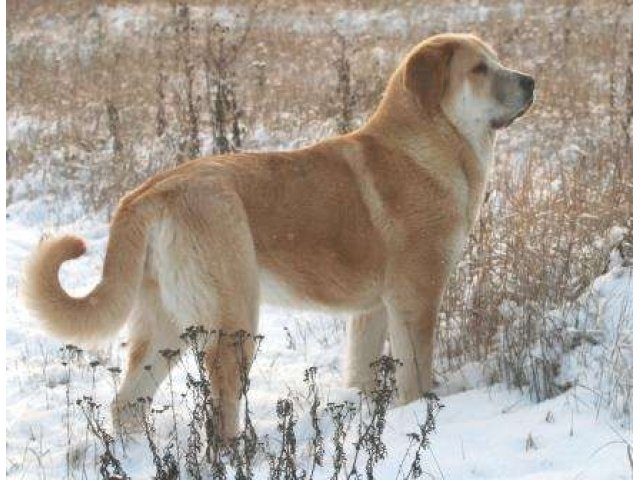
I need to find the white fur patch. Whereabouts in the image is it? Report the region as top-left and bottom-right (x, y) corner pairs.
(148, 219), (218, 328)
(258, 268), (310, 308)
(444, 80), (496, 170)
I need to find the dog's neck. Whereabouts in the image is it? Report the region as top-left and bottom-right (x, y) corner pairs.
(444, 111), (496, 174)
(449, 120), (495, 229)
(362, 82), (495, 229)
(364, 105), (494, 180)
(364, 77), (496, 175)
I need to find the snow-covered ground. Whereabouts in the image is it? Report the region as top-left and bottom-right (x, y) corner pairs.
(6, 198), (632, 479)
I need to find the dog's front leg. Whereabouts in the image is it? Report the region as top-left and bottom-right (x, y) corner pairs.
(383, 260), (448, 404)
(385, 302), (437, 404)
(345, 304), (388, 392)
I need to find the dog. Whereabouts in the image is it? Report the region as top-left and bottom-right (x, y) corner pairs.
(22, 33), (534, 439)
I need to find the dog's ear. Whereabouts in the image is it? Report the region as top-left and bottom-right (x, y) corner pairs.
(403, 40), (456, 113)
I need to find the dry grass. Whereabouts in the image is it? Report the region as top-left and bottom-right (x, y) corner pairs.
(7, 0), (632, 408)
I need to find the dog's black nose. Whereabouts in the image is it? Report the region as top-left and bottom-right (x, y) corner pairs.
(519, 74), (535, 93)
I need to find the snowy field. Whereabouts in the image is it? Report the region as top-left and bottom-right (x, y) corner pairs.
(5, 198), (632, 478)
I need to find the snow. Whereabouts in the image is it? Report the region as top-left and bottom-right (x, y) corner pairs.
(5, 200), (632, 479)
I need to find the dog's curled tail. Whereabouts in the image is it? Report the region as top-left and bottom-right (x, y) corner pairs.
(22, 205), (150, 345)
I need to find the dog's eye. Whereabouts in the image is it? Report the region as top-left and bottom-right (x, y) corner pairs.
(472, 62), (488, 75)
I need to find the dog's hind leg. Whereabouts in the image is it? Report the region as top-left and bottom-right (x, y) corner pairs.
(201, 236), (259, 441)
(112, 279), (183, 429)
(204, 325), (257, 442)
(344, 304), (388, 392)
(173, 186), (260, 442)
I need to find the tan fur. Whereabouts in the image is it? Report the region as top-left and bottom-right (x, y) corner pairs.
(127, 338), (150, 375)
(22, 33), (534, 438)
(345, 305), (388, 391)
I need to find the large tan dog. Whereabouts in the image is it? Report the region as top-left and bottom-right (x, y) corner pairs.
(23, 33), (534, 438)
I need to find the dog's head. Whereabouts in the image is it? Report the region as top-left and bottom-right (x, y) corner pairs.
(403, 33), (534, 131)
